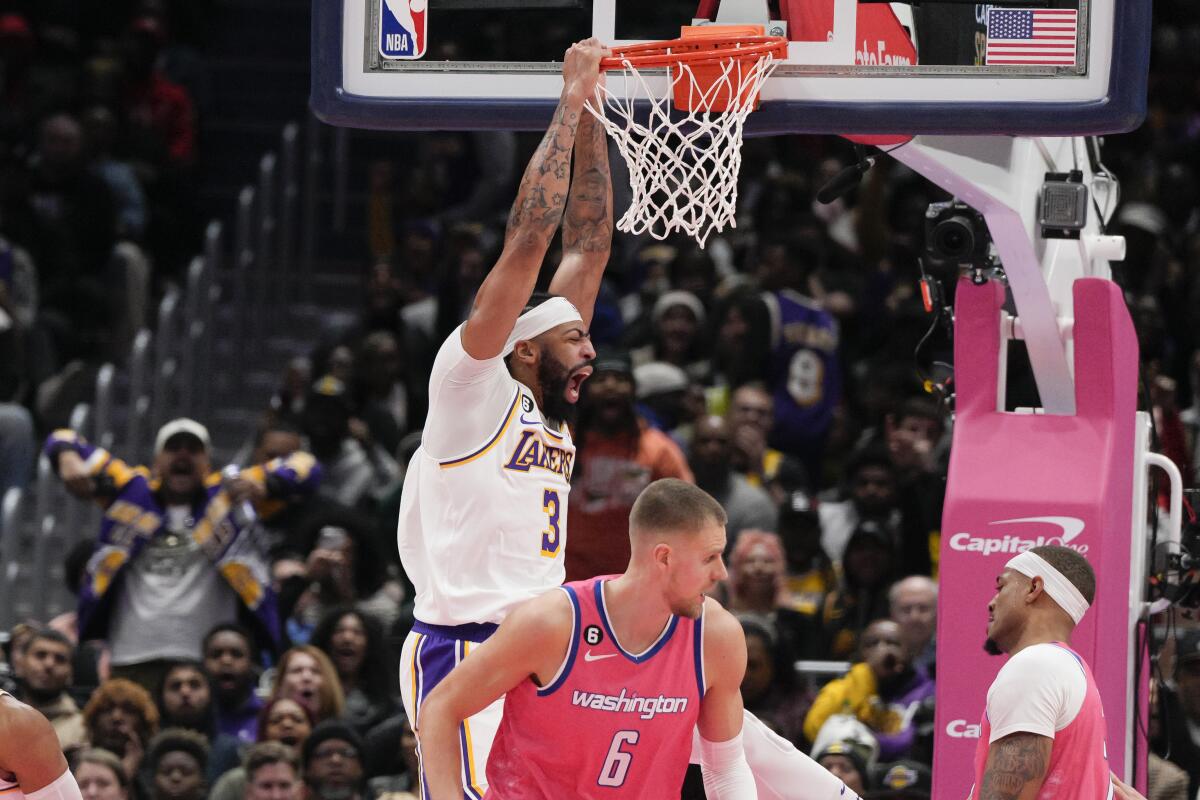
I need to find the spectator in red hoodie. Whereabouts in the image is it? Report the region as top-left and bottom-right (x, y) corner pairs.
(121, 16), (195, 170)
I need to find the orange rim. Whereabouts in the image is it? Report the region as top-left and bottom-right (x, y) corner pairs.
(599, 35), (788, 71)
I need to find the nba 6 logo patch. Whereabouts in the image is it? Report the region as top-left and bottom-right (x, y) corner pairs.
(380, 0), (427, 60)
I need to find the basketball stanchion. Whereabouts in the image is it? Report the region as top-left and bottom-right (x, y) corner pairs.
(0, 488), (22, 629)
(591, 27), (787, 247)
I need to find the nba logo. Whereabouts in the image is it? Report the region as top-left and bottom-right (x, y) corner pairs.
(380, 0), (427, 60)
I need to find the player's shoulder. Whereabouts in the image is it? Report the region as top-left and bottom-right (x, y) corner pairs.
(996, 643), (1085, 687)
(1007, 642), (1084, 670)
(700, 597), (746, 649)
(0, 690), (33, 719)
(430, 322), (510, 380)
(698, 598), (748, 688)
(506, 586), (577, 636)
(435, 323), (509, 370)
(0, 693), (54, 751)
(434, 323), (469, 359)
(0, 690), (36, 715)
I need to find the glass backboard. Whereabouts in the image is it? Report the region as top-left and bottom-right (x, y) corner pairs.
(311, 0), (1149, 136)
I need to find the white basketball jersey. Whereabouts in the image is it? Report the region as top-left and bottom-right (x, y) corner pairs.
(397, 326), (575, 625)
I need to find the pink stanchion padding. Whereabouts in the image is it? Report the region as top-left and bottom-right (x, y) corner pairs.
(933, 277), (1145, 797)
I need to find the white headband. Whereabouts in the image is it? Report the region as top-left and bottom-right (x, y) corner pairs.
(502, 297), (584, 357)
(1005, 551), (1090, 625)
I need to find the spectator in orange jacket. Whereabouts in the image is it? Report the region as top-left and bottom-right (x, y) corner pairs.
(565, 350), (693, 581)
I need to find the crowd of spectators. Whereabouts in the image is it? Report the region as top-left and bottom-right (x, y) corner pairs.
(0, 0), (1199, 797)
(0, 0), (208, 501)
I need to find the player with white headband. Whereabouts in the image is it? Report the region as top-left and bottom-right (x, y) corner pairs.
(399, 36), (871, 800)
(396, 38), (611, 799)
(968, 544), (1112, 800)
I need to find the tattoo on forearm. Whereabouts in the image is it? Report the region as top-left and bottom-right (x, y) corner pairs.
(561, 112), (612, 255)
(505, 103), (581, 247)
(980, 734), (1050, 800)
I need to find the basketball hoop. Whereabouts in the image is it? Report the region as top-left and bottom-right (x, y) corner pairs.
(591, 27), (788, 248)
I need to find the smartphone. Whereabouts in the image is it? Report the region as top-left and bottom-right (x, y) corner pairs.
(0, 247), (12, 288)
(317, 526), (349, 551)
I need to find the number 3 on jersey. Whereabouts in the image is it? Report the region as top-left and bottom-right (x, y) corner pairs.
(598, 731), (639, 787)
(540, 488), (561, 557)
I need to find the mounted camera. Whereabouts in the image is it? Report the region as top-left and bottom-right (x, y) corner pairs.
(925, 200), (992, 270)
(1150, 489), (1200, 609)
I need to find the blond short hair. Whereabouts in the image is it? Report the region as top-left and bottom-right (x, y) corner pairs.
(629, 479), (727, 538)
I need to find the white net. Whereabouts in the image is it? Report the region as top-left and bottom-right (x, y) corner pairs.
(587, 49), (781, 248)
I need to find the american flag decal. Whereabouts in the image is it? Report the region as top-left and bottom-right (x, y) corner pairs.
(985, 8), (1078, 66)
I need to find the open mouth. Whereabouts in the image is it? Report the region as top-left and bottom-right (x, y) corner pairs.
(169, 459), (193, 474)
(565, 366), (593, 403)
(333, 647), (359, 665)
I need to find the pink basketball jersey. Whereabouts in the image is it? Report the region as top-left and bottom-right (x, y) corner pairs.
(485, 576), (704, 799)
(969, 643), (1111, 800)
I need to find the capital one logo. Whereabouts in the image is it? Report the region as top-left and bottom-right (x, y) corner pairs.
(948, 516), (1089, 556)
(855, 40), (915, 66)
(946, 719), (981, 738)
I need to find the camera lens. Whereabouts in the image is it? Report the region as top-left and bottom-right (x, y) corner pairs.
(932, 216), (976, 260)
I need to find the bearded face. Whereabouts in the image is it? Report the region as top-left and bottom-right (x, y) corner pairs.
(538, 350), (578, 426)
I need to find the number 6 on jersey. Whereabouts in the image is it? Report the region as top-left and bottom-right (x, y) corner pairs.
(540, 488), (561, 557)
(598, 730), (639, 787)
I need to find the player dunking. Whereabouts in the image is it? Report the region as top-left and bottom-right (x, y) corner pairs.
(420, 479), (756, 799)
(0, 690), (84, 800)
(397, 36), (861, 800)
(970, 545), (1111, 800)
(396, 38), (611, 798)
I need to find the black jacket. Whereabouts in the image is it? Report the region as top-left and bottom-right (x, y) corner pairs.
(1153, 684), (1200, 797)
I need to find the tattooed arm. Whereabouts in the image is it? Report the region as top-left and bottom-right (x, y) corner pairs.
(548, 90), (612, 328)
(979, 732), (1052, 800)
(460, 38), (607, 360)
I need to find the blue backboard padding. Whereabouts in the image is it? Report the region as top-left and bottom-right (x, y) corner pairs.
(310, 0), (1149, 136)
